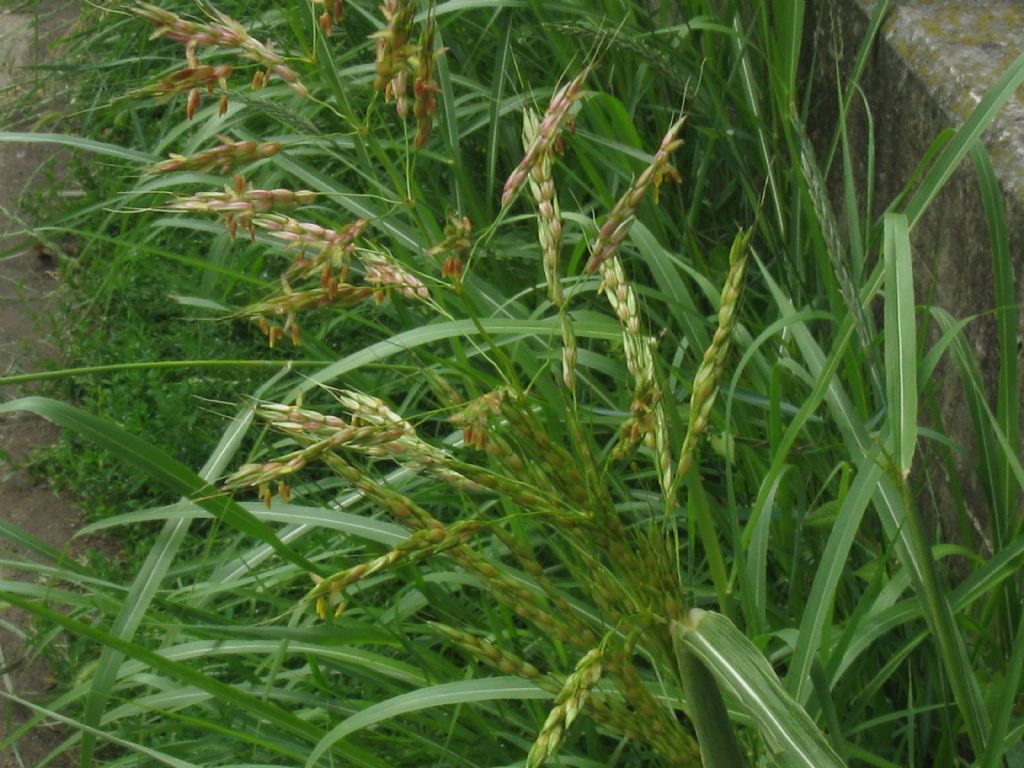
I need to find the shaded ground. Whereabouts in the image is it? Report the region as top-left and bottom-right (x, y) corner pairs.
(0, 4), (82, 766)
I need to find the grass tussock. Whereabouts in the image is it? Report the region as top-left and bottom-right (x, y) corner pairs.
(0, 1), (1022, 766)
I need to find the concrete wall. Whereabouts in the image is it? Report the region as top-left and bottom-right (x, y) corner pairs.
(805, 0), (1024, 543)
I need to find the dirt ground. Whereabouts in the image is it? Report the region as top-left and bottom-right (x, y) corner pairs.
(0, 4), (83, 766)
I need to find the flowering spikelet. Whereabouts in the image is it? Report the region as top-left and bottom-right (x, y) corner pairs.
(674, 227), (751, 491)
(167, 178), (316, 239)
(432, 624), (545, 679)
(585, 116), (685, 273)
(150, 137), (282, 174)
(527, 648), (604, 768)
(258, 395), (475, 488)
(222, 435), (353, 506)
(133, 3), (308, 101)
(127, 62), (234, 119)
(502, 68), (590, 207)
(373, 0), (416, 117)
(235, 280), (373, 347)
(522, 108), (564, 308)
(412, 14), (442, 148)
(360, 246), (430, 302)
(450, 387), (509, 450)
(426, 212), (471, 283)
(312, 0), (344, 35)
(600, 255), (673, 494)
(308, 520), (482, 618)
(254, 215), (368, 292)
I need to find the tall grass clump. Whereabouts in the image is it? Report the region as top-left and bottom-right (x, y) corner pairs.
(1, 1), (1024, 766)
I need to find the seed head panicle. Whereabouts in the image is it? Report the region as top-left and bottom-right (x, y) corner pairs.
(585, 116), (685, 273)
(308, 520), (482, 618)
(373, 0), (416, 116)
(450, 387), (509, 450)
(236, 280), (373, 347)
(312, 0), (344, 35)
(150, 137), (282, 174)
(259, 395), (476, 488)
(526, 648), (604, 768)
(133, 3), (308, 107)
(128, 63), (233, 119)
(522, 108), (564, 308)
(673, 227), (751, 495)
(432, 624), (545, 679)
(599, 255), (673, 493)
(502, 67), (591, 207)
(412, 14), (442, 148)
(255, 215), (368, 291)
(427, 212), (471, 284)
(360, 247), (430, 302)
(167, 180), (316, 240)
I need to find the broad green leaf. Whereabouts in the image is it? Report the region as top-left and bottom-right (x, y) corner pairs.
(673, 611), (846, 768)
(883, 213), (917, 475)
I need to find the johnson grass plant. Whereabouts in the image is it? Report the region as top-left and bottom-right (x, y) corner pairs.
(1, 0), (1024, 765)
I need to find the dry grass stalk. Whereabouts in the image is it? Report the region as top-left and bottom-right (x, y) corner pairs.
(527, 648), (604, 768)
(674, 227), (751, 489)
(585, 116), (685, 274)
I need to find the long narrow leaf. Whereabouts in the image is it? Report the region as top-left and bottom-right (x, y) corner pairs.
(883, 213), (917, 475)
(306, 677), (551, 766)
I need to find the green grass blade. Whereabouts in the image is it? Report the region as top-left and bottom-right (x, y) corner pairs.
(903, 50), (1024, 229)
(289, 315), (620, 398)
(0, 131), (155, 164)
(485, 18), (513, 214)
(0, 691), (200, 768)
(305, 677), (551, 766)
(786, 459), (882, 702)
(978, 610), (1024, 768)
(883, 213), (917, 475)
(78, 502), (407, 547)
(672, 611), (846, 768)
(673, 641), (747, 767)
(0, 592), (322, 749)
(0, 397), (319, 575)
(759, 256), (991, 754)
(970, 143), (1019, 542)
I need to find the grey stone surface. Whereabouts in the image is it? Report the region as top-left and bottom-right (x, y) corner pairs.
(806, 0), (1024, 543)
